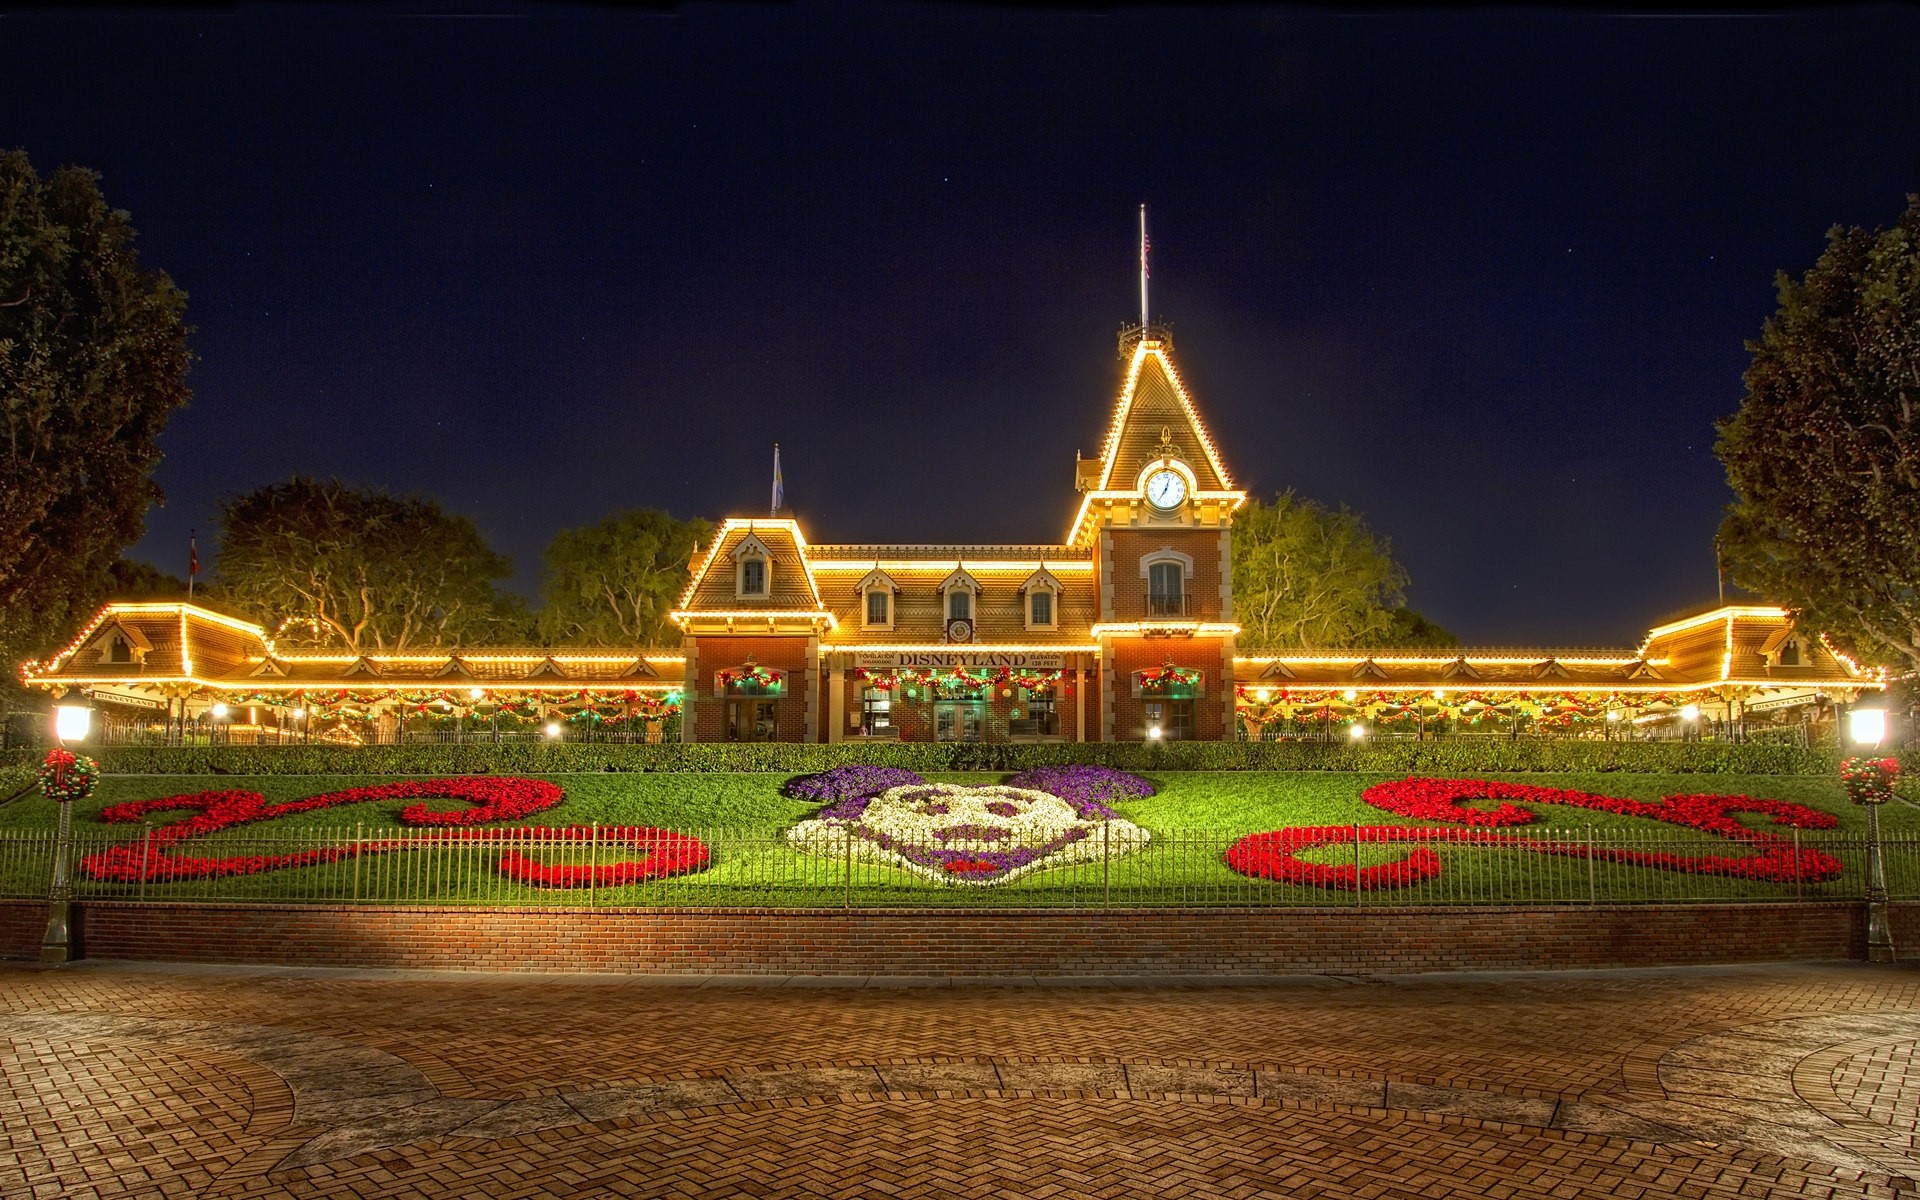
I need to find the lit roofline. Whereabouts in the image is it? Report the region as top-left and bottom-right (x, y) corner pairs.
(668, 609), (838, 628)
(675, 517), (825, 611)
(811, 560), (1096, 574)
(1234, 655), (1669, 667)
(26, 601), (269, 679)
(1064, 489), (1247, 547)
(21, 675), (687, 692)
(1225, 679), (1886, 695)
(1639, 605), (1787, 644)
(1090, 621), (1242, 637)
(826, 642), (1102, 653)
(1093, 341), (1237, 492)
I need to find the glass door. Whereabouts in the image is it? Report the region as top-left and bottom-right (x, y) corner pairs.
(934, 700), (985, 743)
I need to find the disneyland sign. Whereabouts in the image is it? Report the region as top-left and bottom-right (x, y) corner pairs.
(856, 652), (1066, 670)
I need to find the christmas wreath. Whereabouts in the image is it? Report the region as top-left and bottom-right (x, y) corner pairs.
(39, 748), (100, 803)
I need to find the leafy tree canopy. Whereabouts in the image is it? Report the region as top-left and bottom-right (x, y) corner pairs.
(538, 508), (712, 647)
(0, 149), (192, 684)
(215, 476), (516, 653)
(1232, 490), (1452, 651)
(1716, 194), (1920, 673)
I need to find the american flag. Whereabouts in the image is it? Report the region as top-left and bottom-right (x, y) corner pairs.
(1140, 226), (1150, 279)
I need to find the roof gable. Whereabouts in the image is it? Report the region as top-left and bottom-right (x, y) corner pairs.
(1093, 342), (1233, 494)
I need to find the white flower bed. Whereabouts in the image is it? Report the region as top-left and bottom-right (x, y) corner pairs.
(787, 782), (1150, 887)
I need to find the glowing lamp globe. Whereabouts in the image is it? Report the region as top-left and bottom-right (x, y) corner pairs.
(1849, 707), (1887, 749)
(1147, 725), (1163, 741)
(1349, 723), (1366, 740)
(468, 688), (485, 701)
(52, 692), (92, 743)
(1680, 704), (1699, 722)
(544, 722), (562, 739)
(211, 702), (231, 720)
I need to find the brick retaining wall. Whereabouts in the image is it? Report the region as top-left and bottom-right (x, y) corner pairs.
(4, 898), (1916, 975)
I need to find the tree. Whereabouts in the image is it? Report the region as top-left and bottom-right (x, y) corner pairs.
(215, 477), (516, 653)
(0, 150), (193, 683)
(1716, 195), (1920, 673)
(103, 559), (187, 601)
(538, 508), (712, 646)
(1231, 490), (1452, 650)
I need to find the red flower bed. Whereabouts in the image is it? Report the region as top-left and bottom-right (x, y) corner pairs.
(80, 778), (709, 888)
(1225, 777), (1844, 891)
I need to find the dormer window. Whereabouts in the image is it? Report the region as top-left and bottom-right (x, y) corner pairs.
(1020, 566), (1062, 631)
(731, 532), (774, 600)
(1779, 638), (1801, 667)
(939, 566), (981, 631)
(855, 567), (898, 631)
(107, 635), (132, 664)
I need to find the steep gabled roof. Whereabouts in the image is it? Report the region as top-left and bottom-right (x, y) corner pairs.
(1093, 340), (1235, 494)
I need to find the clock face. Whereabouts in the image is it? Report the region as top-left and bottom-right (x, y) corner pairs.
(1145, 469), (1188, 510)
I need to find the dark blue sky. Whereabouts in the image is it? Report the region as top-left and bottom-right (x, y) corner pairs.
(5, 4), (1917, 646)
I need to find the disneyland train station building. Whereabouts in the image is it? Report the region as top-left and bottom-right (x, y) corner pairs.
(21, 330), (1883, 744)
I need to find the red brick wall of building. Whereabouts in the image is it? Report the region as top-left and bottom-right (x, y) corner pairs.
(690, 636), (812, 743)
(8, 899), (1909, 975)
(1108, 637), (1231, 741)
(1107, 528), (1226, 622)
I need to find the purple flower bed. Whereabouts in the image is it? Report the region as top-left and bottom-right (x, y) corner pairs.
(1004, 765), (1155, 820)
(783, 766), (926, 820)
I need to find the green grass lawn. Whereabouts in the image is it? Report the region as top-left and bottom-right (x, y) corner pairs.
(1, 770), (1914, 907)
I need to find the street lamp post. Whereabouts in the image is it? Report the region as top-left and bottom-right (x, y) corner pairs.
(42, 690), (95, 965)
(1845, 706), (1896, 964)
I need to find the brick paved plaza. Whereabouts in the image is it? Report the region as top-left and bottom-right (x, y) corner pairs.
(3, 961), (1918, 1199)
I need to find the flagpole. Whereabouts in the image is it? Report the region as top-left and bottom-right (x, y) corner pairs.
(188, 530), (197, 599)
(1138, 204), (1149, 330)
(771, 443), (783, 517)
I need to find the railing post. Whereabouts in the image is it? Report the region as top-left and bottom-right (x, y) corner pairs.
(843, 827), (853, 912)
(1794, 827), (1803, 901)
(1586, 825), (1597, 904)
(352, 822), (364, 902)
(1352, 825), (1363, 908)
(138, 822), (153, 903)
(589, 823), (600, 908)
(1103, 818), (1112, 908)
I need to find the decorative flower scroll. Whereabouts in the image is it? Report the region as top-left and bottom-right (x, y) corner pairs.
(1840, 757), (1900, 806)
(77, 778), (710, 889)
(788, 774), (1151, 886)
(1225, 777), (1845, 891)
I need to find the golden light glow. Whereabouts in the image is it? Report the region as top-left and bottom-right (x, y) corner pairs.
(811, 560), (1096, 574)
(668, 609), (837, 628)
(1089, 621), (1240, 637)
(1094, 342), (1236, 492)
(269, 653), (686, 665)
(828, 643), (1099, 654)
(677, 518), (826, 612)
(1234, 654), (1666, 667)
(1640, 605), (1787, 643)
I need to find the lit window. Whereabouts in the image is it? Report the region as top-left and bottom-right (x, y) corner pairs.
(741, 558), (767, 596)
(866, 590), (889, 626)
(948, 590), (971, 621)
(1030, 590), (1053, 627)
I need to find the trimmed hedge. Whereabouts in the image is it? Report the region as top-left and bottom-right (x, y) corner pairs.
(0, 738), (1847, 776)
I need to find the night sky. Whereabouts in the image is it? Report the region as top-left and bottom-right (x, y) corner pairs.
(5, 4), (1917, 647)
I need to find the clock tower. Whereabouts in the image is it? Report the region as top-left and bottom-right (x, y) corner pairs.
(1071, 328), (1245, 741)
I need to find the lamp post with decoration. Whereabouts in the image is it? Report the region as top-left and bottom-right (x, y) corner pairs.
(41, 690), (98, 964)
(1842, 706), (1896, 963)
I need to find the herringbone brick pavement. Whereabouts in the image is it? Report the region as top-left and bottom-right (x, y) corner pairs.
(2, 962), (1917, 1199)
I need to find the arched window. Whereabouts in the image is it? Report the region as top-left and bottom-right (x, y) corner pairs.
(1147, 561), (1183, 616)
